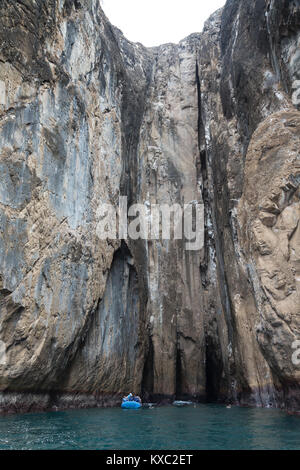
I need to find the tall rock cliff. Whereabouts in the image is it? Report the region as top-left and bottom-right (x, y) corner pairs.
(0, 0), (299, 413)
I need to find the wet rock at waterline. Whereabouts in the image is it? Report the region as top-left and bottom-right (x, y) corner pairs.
(173, 401), (194, 407)
(0, 0), (299, 413)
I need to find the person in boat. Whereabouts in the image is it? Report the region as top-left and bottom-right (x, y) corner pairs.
(123, 393), (134, 402)
(133, 394), (142, 404)
(122, 393), (142, 404)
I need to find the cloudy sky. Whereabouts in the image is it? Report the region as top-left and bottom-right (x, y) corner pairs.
(101, 0), (226, 47)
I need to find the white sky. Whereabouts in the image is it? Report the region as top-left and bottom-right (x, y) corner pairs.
(101, 0), (226, 47)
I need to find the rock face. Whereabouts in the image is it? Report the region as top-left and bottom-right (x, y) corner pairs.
(0, 0), (299, 413)
(198, 0), (300, 409)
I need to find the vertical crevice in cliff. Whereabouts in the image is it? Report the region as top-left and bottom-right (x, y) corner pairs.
(196, 61), (208, 285)
(141, 334), (154, 401)
(119, 50), (153, 207)
(175, 344), (183, 400)
(205, 337), (223, 403)
(196, 59), (226, 403)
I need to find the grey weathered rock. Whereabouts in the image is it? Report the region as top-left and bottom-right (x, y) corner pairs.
(0, 0), (299, 413)
(198, 0), (300, 409)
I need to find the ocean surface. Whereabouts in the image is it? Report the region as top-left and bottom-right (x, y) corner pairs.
(0, 404), (299, 450)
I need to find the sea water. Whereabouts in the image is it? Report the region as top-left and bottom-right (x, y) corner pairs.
(0, 404), (299, 450)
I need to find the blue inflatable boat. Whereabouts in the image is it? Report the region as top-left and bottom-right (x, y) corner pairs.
(121, 401), (142, 409)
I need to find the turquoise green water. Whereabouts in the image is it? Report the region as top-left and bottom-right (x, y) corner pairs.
(0, 404), (299, 450)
